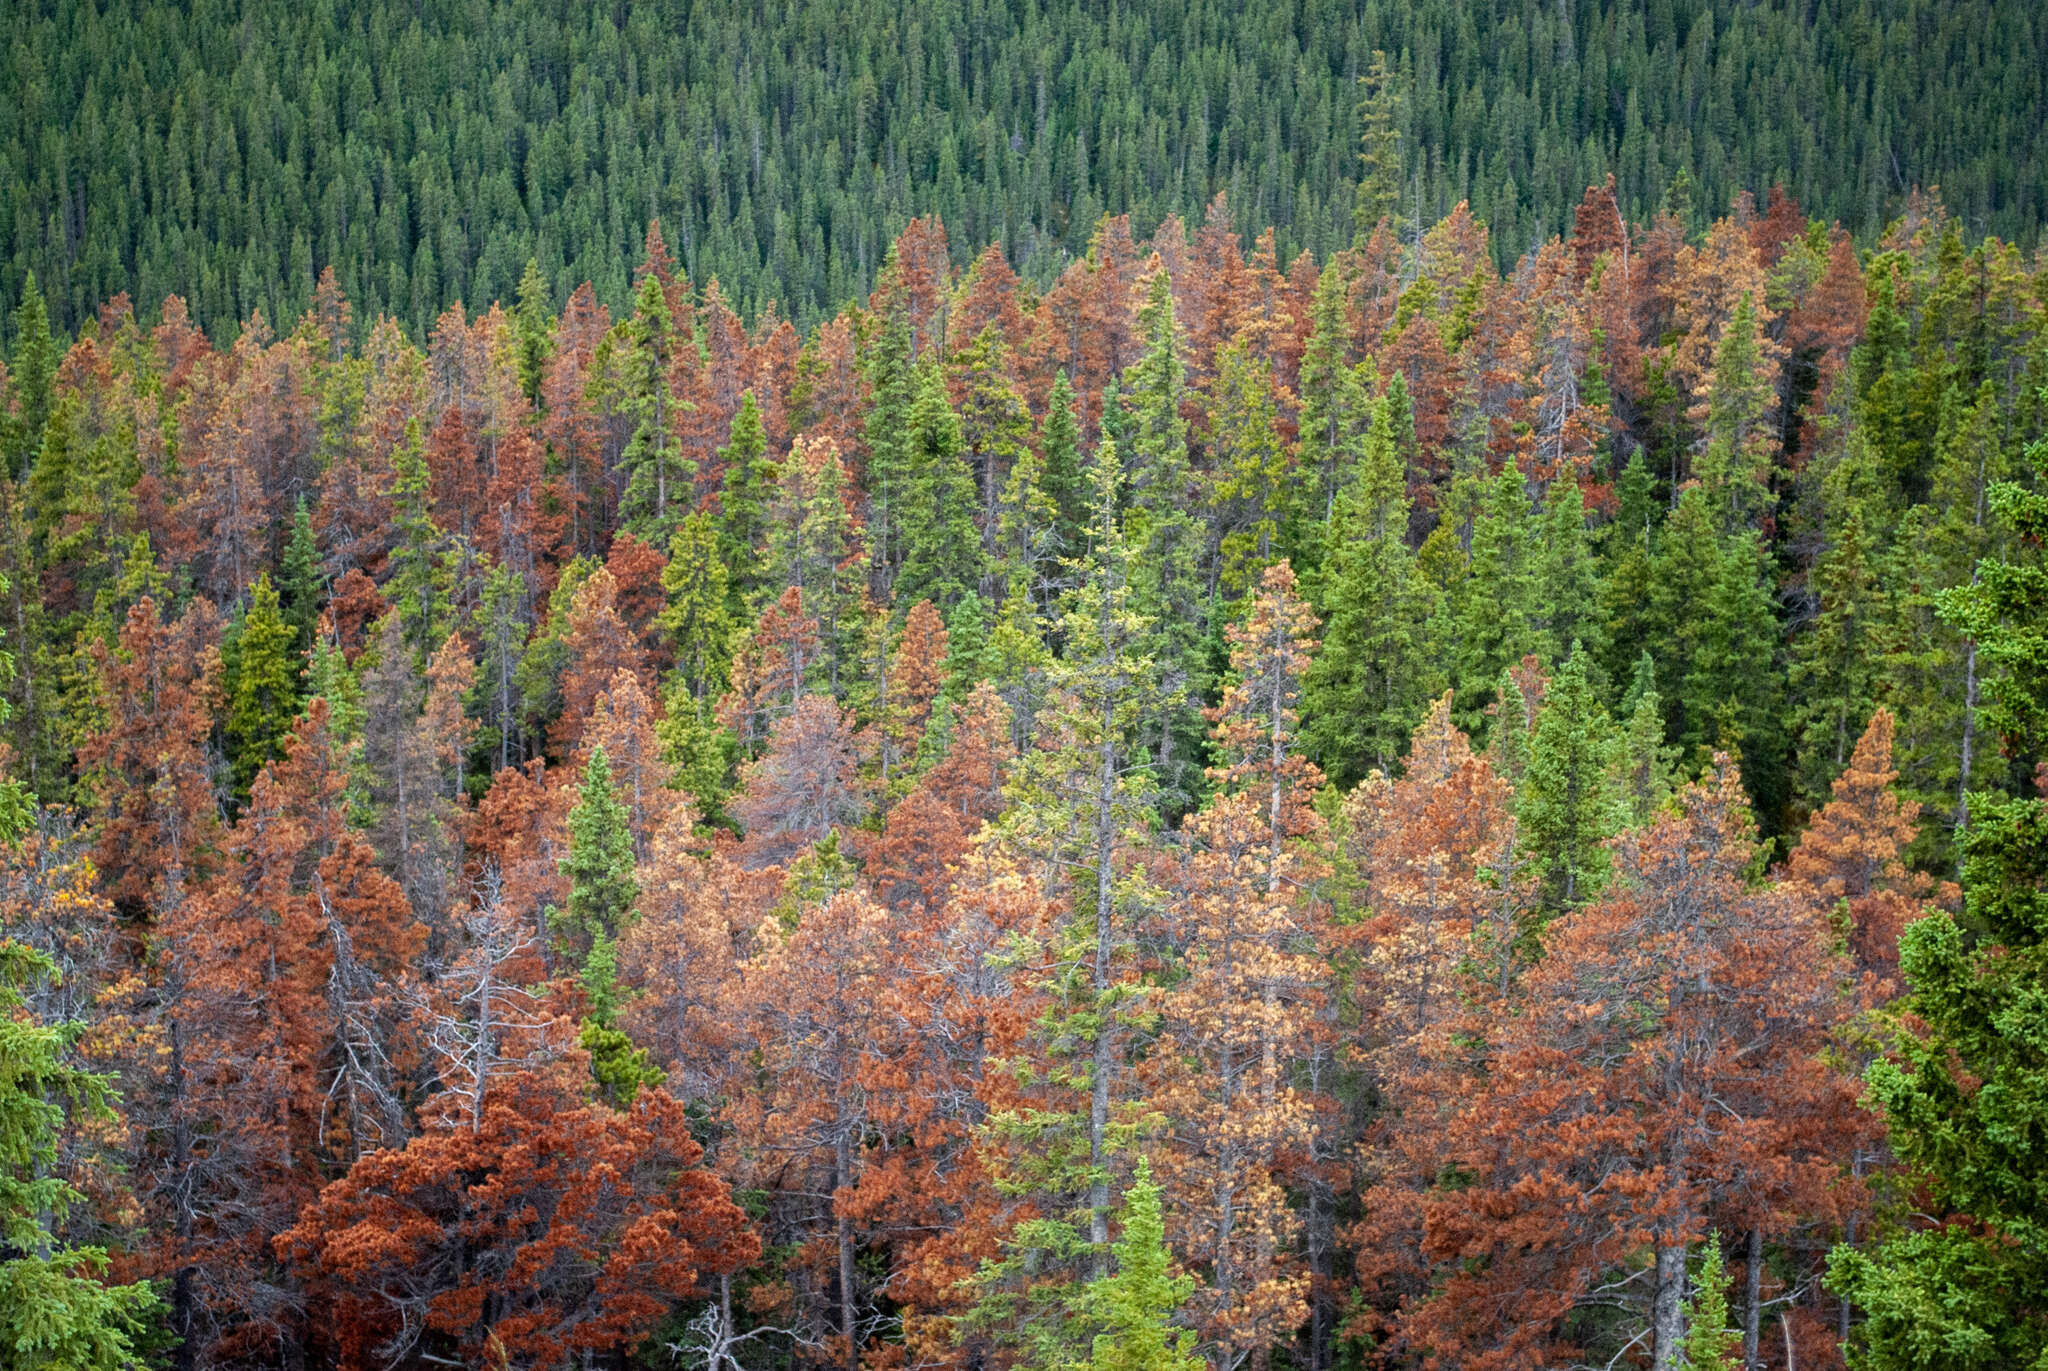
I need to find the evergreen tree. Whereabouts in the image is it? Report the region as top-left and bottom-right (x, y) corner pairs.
(1081, 1158), (1202, 1371)
(1353, 50), (1405, 244)
(552, 746), (640, 962)
(618, 272), (691, 542)
(222, 574), (304, 802)
(279, 498), (323, 657)
(716, 390), (777, 608)
(1827, 789), (2048, 1368)
(1292, 260), (1368, 571)
(1520, 645), (1621, 912)
(1124, 270), (1207, 811)
(1040, 370), (1088, 562)
(1453, 464), (1542, 734)
(1937, 409), (2048, 794)
(894, 360), (982, 614)
(1302, 390), (1437, 785)
(386, 417), (454, 661)
(0, 941), (160, 1370)
(6, 272), (57, 479)
(863, 310), (918, 589)
(512, 258), (555, 408)
(1677, 1241), (1741, 1371)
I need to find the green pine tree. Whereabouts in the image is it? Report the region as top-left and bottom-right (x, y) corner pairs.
(550, 745), (639, 962)
(618, 272), (692, 542)
(6, 272), (57, 480)
(1519, 645), (1621, 912)
(1826, 788), (2048, 1368)
(222, 573), (304, 801)
(1302, 389), (1439, 785)
(1080, 1157), (1201, 1371)
(0, 941), (161, 1369)
(1677, 1240), (1741, 1371)
(894, 359), (983, 614)
(716, 389), (777, 608)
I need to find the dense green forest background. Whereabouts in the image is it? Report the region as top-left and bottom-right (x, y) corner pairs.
(4, 0), (2044, 341)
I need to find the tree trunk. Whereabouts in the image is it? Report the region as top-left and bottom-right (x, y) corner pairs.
(1652, 1238), (1689, 1370)
(837, 1126), (859, 1371)
(1744, 1227), (1763, 1370)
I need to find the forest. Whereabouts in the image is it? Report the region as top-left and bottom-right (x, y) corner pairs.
(0, 6), (2047, 1371)
(4, 0), (2046, 339)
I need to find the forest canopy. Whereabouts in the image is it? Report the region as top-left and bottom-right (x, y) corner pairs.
(0, 3), (2046, 1370)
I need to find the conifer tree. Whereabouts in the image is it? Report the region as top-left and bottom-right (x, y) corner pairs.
(1454, 464), (1542, 733)
(1292, 260), (1368, 570)
(0, 941), (160, 1370)
(5, 272), (56, 478)
(1041, 370), (1088, 556)
(279, 498), (323, 656)
(511, 258), (554, 408)
(1520, 646), (1621, 913)
(1081, 1158), (1202, 1371)
(552, 746), (639, 963)
(1827, 788), (2048, 1367)
(1303, 391), (1437, 784)
(1677, 1242), (1741, 1371)
(386, 416), (454, 661)
(715, 390), (776, 607)
(222, 574), (304, 801)
(863, 309), (917, 590)
(1937, 409), (2048, 794)
(618, 272), (692, 542)
(894, 359), (982, 613)
(1352, 51), (1405, 245)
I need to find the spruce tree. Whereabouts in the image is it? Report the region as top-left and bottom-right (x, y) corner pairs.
(618, 272), (691, 542)
(1520, 645), (1621, 912)
(1040, 370), (1087, 558)
(1677, 1241), (1741, 1371)
(894, 360), (982, 614)
(279, 497), (323, 657)
(512, 257), (554, 408)
(0, 942), (161, 1370)
(1302, 390), (1438, 785)
(551, 745), (639, 962)
(1826, 789), (2048, 1367)
(6, 272), (57, 479)
(716, 390), (777, 609)
(1292, 259), (1368, 573)
(222, 573), (304, 801)
(1081, 1158), (1201, 1371)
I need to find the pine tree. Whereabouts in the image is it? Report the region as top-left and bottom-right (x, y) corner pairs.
(1302, 390), (1438, 785)
(863, 309), (918, 590)
(894, 359), (982, 613)
(1677, 1241), (1741, 1371)
(512, 258), (554, 408)
(1125, 269), (1208, 812)
(1292, 260), (1368, 572)
(1826, 789), (2048, 1367)
(386, 416), (454, 661)
(1454, 464), (1542, 734)
(223, 574), (304, 801)
(715, 390), (776, 608)
(1353, 51), (1405, 245)
(1937, 408), (2048, 794)
(279, 498), (323, 656)
(552, 746), (639, 963)
(1081, 1158), (1203, 1371)
(618, 272), (692, 542)
(1041, 370), (1088, 557)
(5, 273), (57, 479)
(0, 941), (160, 1370)
(1519, 646), (1622, 913)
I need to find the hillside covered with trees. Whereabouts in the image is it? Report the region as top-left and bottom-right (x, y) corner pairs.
(4, 0), (2045, 338)
(1, 5), (2047, 1371)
